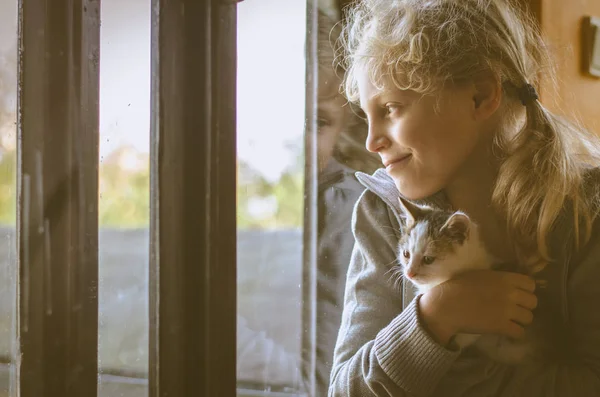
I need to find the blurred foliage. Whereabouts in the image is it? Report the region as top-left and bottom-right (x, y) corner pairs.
(0, 146), (152, 228)
(238, 159), (304, 230)
(0, 150), (15, 224)
(0, 148), (303, 229)
(98, 157), (150, 228)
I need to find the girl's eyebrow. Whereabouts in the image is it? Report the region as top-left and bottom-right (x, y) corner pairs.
(360, 89), (413, 111)
(359, 92), (384, 112)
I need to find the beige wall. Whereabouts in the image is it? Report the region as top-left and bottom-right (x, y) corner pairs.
(531, 0), (600, 132)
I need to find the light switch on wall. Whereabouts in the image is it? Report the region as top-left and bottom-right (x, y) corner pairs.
(583, 16), (600, 78)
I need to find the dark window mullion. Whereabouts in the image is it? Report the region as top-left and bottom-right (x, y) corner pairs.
(17, 0), (100, 396)
(149, 0), (237, 396)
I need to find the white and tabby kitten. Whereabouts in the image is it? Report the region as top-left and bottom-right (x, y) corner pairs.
(392, 197), (532, 364)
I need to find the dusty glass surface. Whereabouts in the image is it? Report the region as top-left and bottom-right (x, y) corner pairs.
(236, 2), (379, 396)
(0, 0), (19, 395)
(236, 1), (308, 395)
(98, 0), (150, 395)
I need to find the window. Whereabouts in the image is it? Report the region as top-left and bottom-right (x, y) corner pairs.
(236, 1), (378, 396)
(236, 0), (307, 394)
(98, 0), (150, 395)
(0, 0), (18, 395)
(1, 0), (376, 395)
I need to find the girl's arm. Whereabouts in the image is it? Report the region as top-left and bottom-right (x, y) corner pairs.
(328, 190), (460, 396)
(430, 215), (600, 397)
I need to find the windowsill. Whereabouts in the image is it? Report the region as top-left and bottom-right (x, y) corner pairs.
(1, 362), (306, 397)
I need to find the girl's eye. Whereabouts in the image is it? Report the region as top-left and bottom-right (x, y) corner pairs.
(402, 250), (410, 259)
(422, 256), (435, 265)
(385, 104), (402, 115)
(317, 117), (331, 129)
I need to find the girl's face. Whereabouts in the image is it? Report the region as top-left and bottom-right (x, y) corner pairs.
(317, 74), (347, 173)
(357, 70), (488, 200)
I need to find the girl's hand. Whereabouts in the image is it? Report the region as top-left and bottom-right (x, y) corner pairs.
(418, 270), (538, 346)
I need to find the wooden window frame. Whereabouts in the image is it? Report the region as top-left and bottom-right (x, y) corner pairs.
(149, 0), (238, 396)
(16, 0), (239, 396)
(18, 0), (100, 395)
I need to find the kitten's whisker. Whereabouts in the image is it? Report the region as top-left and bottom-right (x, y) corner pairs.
(378, 233), (400, 240)
(392, 272), (405, 290)
(384, 265), (398, 277)
(386, 265), (406, 291)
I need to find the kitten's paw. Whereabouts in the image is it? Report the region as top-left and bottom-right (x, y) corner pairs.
(454, 333), (480, 348)
(492, 339), (532, 364)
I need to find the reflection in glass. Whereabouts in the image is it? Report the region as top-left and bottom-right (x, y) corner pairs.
(236, 2), (382, 396)
(98, 0), (150, 395)
(312, 8), (382, 397)
(0, 0), (18, 395)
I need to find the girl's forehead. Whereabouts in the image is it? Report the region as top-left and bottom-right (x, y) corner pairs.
(357, 72), (417, 108)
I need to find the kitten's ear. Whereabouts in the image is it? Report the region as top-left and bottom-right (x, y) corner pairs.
(398, 196), (430, 227)
(441, 211), (471, 244)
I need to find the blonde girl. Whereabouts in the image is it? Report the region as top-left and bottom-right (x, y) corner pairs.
(329, 0), (600, 395)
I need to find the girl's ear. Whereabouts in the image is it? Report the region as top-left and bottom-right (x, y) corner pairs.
(472, 75), (502, 120)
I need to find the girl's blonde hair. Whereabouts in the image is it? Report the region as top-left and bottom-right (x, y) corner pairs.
(339, 0), (600, 272)
(317, 9), (382, 174)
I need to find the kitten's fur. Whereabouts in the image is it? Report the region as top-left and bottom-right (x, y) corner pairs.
(393, 197), (533, 364)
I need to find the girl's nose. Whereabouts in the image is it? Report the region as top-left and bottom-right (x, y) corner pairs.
(365, 123), (389, 153)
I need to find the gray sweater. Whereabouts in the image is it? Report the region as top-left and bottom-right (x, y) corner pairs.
(329, 168), (600, 396)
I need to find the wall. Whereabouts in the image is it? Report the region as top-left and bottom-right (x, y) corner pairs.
(535, 0), (600, 132)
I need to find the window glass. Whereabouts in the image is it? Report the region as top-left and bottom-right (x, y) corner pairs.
(0, 0), (19, 394)
(236, 0), (307, 394)
(98, 0), (150, 395)
(236, 2), (380, 396)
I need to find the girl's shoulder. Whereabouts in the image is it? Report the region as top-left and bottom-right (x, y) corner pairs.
(551, 166), (600, 276)
(351, 168), (405, 241)
(576, 166), (600, 249)
(352, 186), (400, 242)
(582, 166), (600, 209)
(348, 183), (403, 277)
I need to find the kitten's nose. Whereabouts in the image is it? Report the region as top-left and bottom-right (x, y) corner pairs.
(406, 271), (416, 279)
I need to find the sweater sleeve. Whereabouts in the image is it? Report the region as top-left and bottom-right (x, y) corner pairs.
(330, 188), (600, 397)
(328, 191), (460, 396)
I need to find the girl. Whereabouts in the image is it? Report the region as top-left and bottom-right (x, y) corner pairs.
(329, 0), (600, 396)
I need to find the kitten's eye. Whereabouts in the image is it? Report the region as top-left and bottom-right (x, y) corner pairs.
(422, 256), (435, 265)
(402, 250), (410, 259)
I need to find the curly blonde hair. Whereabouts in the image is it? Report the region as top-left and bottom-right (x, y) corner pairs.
(339, 0), (600, 272)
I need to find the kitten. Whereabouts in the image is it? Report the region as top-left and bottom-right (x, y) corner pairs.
(393, 197), (532, 364)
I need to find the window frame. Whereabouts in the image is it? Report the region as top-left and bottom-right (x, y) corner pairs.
(149, 0), (238, 396)
(17, 0), (101, 395)
(15, 0), (239, 395)
(301, 2), (319, 396)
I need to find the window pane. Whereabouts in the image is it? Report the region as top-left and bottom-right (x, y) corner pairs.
(236, 0), (307, 395)
(0, 0), (18, 395)
(98, 0), (150, 395)
(236, 2), (381, 396)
